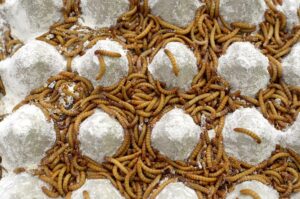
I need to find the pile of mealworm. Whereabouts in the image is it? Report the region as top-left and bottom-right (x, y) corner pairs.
(1, 0), (300, 198)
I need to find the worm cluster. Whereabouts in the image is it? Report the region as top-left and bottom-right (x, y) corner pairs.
(1, 0), (300, 198)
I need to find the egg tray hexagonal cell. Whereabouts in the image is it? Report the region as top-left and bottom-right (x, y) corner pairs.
(0, 0), (300, 199)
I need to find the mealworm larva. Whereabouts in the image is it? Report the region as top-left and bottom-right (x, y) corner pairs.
(83, 190), (91, 199)
(234, 128), (262, 144)
(203, 92), (219, 103)
(68, 171), (86, 191)
(158, 16), (193, 35)
(106, 157), (129, 175)
(274, 19), (283, 46)
(125, 168), (137, 198)
(206, 144), (213, 168)
(72, 156), (86, 171)
(269, 152), (290, 164)
(41, 186), (60, 198)
(116, 151), (141, 162)
(231, 22), (256, 30)
(258, 90), (268, 117)
(146, 126), (156, 158)
(136, 20), (154, 40)
(280, 80), (292, 100)
(189, 140), (203, 161)
(39, 175), (59, 190)
(152, 94), (165, 116)
(139, 159), (164, 175)
(137, 160), (153, 183)
(120, 5), (137, 20)
(150, 178), (177, 199)
(217, 28), (240, 43)
(164, 49), (180, 76)
(191, 105), (216, 119)
(184, 173), (217, 182)
(63, 41), (83, 57)
(95, 54), (106, 81)
(156, 81), (177, 95)
(73, 75), (93, 91)
(186, 93), (211, 107)
(287, 167), (299, 183)
(58, 166), (67, 195)
(240, 189), (261, 199)
(44, 144), (69, 165)
(265, 0), (278, 11)
(142, 175), (162, 199)
(63, 173), (71, 194)
(95, 49), (121, 57)
(210, 24), (219, 52)
(226, 167), (257, 182)
(13, 167), (26, 174)
(185, 181), (210, 194)
(74, 110), (95, 133)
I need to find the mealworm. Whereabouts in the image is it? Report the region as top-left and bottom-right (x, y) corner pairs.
(63, 174), (71, 194)
(203, 92), (219, 102)
(274, 19), (283, 46)
(142, 175), (162, 199)
(69, 171), (86, 191)
(82, 190), (91, 199)
(125, 168), (137, 198)
(150, 178), (177, 199)
(192, 105), (216, 119)
(137, 160), (153, 183)
(44, 144), (69, 165)
(226, 167), (257, 182)
(184, 173), (217, 182)
(74, 110), (95, 133)
(72, 156), (85, 171)
(231, 22), (256, 30)
(120, 5), (137, 20)
(185, 93), (211, 107)
(41, 186), (60, 198)
(269, 152), (290, 164)
(39, 175), (59, 190)
(185, 181), (210, 194)
(152, 94), (165, 116)
(156, 81), (177, 95)
(136, 20), (154, 40)
(95, 54), (106, 81)
(95, 49), (121, 57)
(146, 126), (156, 158)
(240, 189), (261, 199)
(206, 144), (213, 168)
(58, 166), (67, 195)
(234, 128), (262, 144)
(106, 157), (129, 174)
(164, 49), (180, 76)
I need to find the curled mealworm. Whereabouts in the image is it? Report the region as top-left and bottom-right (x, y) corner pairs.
(240, 189), (261, 199)
(136, 20), (154, 40)
(41, 186), (60, 198)
(43, 144), (69, 165)
(234, 128), (262, 144)
(164, 49), (180, 76)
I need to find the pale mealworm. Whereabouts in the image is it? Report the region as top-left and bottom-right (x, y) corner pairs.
(164, 49), (180, 76)
(234, 128), (262, 144)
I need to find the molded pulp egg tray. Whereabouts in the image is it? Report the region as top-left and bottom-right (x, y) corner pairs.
(0, 0), (300, 198)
